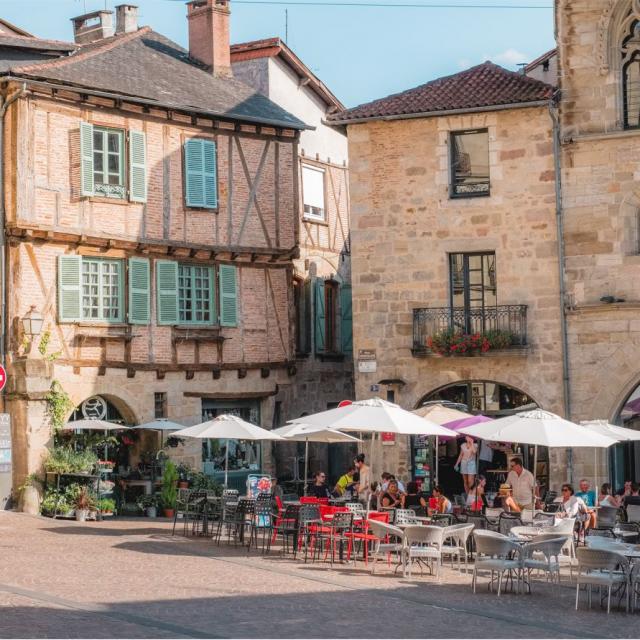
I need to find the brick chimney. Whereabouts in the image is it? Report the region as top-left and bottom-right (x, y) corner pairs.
(115, 4), (139, 34)
(71, 10), (115, 44)
(186, 0), (232, 78)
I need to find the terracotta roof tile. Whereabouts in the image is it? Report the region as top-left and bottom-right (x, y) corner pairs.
(329, 61), (554, 123)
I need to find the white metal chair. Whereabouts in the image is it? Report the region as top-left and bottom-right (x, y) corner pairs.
(345, 502), (366, 517)
(441, 523), (474, 574)
(394, 508), (419, 525)
(575, 547), (629, 614)
(366, 520), (404, 574)
(484, 507), (503, 519)
(402, 525), (444, 579)
(472, 530), (522, 596)
(521, 536), (566, 590)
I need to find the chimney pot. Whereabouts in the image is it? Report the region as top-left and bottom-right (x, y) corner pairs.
(71, 10), (115, 44)
(115, 4), (139, 34)
(187, 0), (232, 78)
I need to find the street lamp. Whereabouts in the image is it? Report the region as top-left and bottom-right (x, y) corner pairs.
(21, 305), (44, 339)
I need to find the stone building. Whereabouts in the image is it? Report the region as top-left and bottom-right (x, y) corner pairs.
(0, 1), (314, 502)
(329, 63), (564, 492)
(328, 0), (640, 493)
(556, 0), (640, 488)
(231, 39), (354, 484)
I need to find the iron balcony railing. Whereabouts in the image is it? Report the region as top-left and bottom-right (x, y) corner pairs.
(412, 305), (528, 356)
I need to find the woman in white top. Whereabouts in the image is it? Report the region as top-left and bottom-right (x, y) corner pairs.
(599, 482), (620, 508)
(558, 484), (589, 529)
(455, 435), (478, 495)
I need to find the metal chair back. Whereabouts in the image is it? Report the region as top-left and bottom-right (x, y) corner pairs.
(474, 529), (520, 559)
(598, 506), (619, 528)
(367, 519), (404, 541)
(403, 524), (445, 550)
(498, 512), (523, 536)
(627, 504), (640, 523)
(394, 508), (418, 525)
(576, 547), (628, 573)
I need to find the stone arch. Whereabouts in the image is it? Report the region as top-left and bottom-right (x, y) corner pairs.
(65, 388), (140, 426)
(414, 379), (540, 414)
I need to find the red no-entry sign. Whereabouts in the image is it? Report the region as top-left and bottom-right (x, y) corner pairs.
(0, 365), (6, 393)
(337, 400), (353, 408)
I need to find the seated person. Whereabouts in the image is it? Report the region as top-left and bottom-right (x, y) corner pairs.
(493, 483), (521, 513)
(466, 475), (486, 511)
(380, 472), (406, 494)
(558, 484), (589, 529)
(623, 482), (640, 507)
(403, 481), (427, 513)
(333, 465), (356, 497)
(381, 479), (404, 508)
(430, 485), (452, 515)
(307, 471), (331, 499)
(599, 482), (621, 508)
(575, 478), (597, 529)
(270, 477), (284, 500)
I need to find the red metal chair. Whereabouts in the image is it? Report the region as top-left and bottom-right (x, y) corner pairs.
(345, 513), (390, 564)
(300, 496), (320, 505)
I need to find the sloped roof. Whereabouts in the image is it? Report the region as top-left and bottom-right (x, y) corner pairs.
(524, 48), (557, 74)
(4, 27), (306, 130)
(329, 61), (554, 124)
(0, 34), (76, 53)
(231, 37), (343, 111)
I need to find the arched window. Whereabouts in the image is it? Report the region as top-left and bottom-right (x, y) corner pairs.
(622, 21), (640, 128)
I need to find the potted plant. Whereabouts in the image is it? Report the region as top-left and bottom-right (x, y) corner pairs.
(73, 486), (95, 522)
(176, 463), (192, 489)
(161, 461), (178, 518)
(136, 494), (159, 518)
(98, 497), (116, 516)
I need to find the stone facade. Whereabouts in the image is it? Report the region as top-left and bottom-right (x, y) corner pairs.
(3, 78), (301, 496)
(346, 107), (565, 485)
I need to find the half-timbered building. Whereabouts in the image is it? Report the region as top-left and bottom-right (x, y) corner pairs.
(0, 1), (310, 498)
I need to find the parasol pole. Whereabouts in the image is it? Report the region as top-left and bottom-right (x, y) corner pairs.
(303, 438), (309, 496)
(435, 436), (439, 488)
(532, 444), (538, 512)
(224, 438), (229, 488)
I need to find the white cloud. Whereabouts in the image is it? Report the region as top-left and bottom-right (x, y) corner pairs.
(457, 58), (471, 70)
(484, 48), (530, 68)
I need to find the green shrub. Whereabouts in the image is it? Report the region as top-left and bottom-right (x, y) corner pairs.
(98, 498), (116, 513)
(161, 461), (178, 510)
(484, 329), (514, 349)
(43, 447), (98, 474)
(189, 472), (222, 495)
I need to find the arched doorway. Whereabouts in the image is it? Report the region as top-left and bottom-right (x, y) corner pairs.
(413, 380), (541, 495)
(612, 384), (640, 489)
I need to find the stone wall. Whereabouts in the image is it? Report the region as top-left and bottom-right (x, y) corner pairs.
(346, 106), (565, 485)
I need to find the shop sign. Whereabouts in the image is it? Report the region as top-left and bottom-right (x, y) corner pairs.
(381, 432), (396, 445)
(0, 414), (10, 474)
(357, 349), (377, 373)
(246, 474), (271, 499)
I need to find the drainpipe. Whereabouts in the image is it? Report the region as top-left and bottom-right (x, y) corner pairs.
(0, 84), (27, 371)
(549, 95), (573, 484)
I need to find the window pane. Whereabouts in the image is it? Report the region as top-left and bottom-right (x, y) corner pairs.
(451, 130), (490, 197)
(108, 153), (119, 173)
(107, 133), (120, 153)
(93, 131), (103, 151)
(302, 165), (325, 217)
(626, 58), (640, 129)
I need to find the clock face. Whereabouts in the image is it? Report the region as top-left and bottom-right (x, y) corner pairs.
(81, 396), (108, 420)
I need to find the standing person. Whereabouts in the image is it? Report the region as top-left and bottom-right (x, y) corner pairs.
(307, 471), (331, 499)
(505, 457), (535, 510)
(354, 454), (371, 504)
(455, 436), (478, 495)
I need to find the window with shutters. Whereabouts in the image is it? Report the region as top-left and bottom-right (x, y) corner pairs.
(93, 127), (125, 199)
(294, 278), (311, 355)
(450, 129), (490, 198)
(302, 164), (325, 220)
(184, 138), (218, 209)
(178, 264), (214, 324)
(324, 281), (338, 352)
(81, 258), (123, 322)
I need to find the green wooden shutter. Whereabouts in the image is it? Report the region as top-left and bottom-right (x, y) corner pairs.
(156, 260), (179, 325)
(184, 139), (205, 207)
(219, 264), (238, 327)
(58, 255), (82, 322)
(203, 140), (218, 208)
(314, 278), (325, 353)
(128, 257), (150, 325)
(340, 284), (353, 353)
(80, 122), (94, 197)
(129, 130), (147, 203)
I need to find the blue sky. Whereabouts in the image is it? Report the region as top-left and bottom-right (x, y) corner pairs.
(1, 0), (555, 107)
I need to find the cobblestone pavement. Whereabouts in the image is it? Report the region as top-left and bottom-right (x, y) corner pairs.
(0, 511), (638, 638)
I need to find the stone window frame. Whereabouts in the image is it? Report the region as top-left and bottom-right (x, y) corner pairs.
(449, 128), (491, 199)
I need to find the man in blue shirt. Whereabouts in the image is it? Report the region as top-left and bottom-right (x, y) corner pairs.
(575, 478), (596, 506)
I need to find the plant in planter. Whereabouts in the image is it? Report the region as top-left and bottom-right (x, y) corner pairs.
(72, 486), (96, 522)
(176, 463), (192, 489)
(484, 329), (515, 350)
(40, 488), (71, 517)
(426, 330), (490, 356)
(189, 472), (222, 495)
(136, 494), (160, 518)
(161, 461), (178, 518)
(98, 497), (116, 516)
(44, 447), (99, 475)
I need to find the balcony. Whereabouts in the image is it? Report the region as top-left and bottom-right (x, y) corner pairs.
(412, 305), (528, 357)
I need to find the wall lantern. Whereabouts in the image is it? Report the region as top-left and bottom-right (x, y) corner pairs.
(21, 305), (44, 338)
